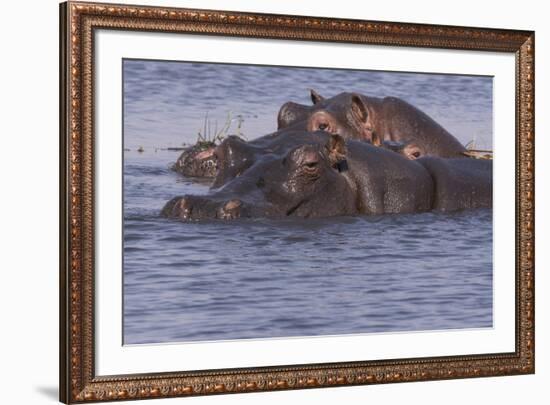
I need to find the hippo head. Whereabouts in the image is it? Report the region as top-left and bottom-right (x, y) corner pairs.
(162, 133), (358, 220)
(277, 90), (378, 144)
(172, 142), (218, 178)
(381, 140), (424, 160)
(212, 135), (257, 188)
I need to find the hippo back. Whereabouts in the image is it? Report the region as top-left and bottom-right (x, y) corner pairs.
(345, 141), (434, 215)
(417, 157), (492, 211)
(375, 96), (467, 158)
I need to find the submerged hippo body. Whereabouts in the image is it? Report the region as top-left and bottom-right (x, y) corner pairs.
(417, 157), (492, 211)
(344, 138), (434, 214)
(162, 131), (435, 220)
(277, 90), (467, 159)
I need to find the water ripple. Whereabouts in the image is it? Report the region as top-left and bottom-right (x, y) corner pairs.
(123, 155), (493, 344)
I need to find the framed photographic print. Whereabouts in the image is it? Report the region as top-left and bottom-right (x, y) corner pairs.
(59, 1), (535, 403)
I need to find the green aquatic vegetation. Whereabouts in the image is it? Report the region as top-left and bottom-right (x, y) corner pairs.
(464, 139), (493, 160)
(195, 111), (246, 146)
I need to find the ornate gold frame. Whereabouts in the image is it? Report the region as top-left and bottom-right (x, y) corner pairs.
(59, 1), (535, 403)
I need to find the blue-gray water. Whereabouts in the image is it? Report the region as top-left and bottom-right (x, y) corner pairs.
(123, 60), (493, 150)
(123, 60), (493, 345)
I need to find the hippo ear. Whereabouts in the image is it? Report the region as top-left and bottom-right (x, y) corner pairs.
(351, 94), (380, 144)
(325, 134), (348, 165)
(277, 102), (309, 129)
(310, 89), (325, 105)
(351, 94), (368, 123)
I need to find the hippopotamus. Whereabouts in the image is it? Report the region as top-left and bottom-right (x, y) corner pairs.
(379, 140), (430, 160)
(211, 130), (332, 188)
(378, 139), (492, 210)
(417, 157), (492, 211)
(172, 142), (217, 178)
(277, 90), (467, 159)
(162, 131), (435, 220)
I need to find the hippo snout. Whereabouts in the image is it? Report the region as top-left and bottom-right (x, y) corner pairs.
(218, 199), (242, 220)
(161, 196), (195, 220)
(161, 196), (244, 221)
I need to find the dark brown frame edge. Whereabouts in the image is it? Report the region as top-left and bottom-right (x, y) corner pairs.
(59, 1), (535, 403)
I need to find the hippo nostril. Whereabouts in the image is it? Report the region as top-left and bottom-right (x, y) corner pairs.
(174, 197), (193, 220)
(224, 199), (242, 211)
(219, 199), (242, 220)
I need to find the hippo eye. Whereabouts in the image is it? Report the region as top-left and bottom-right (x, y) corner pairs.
(318, 123), (328, 131)
(411, 151), (421, 159)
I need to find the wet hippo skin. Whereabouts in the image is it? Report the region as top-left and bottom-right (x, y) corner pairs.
(417, 157), (492, 211)
(277, 90), (467, 159)
(162, 131), (436, 220)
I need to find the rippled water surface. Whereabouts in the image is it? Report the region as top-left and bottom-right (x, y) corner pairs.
(124, 60), (493, 150)
(123, 61), (493, 344)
